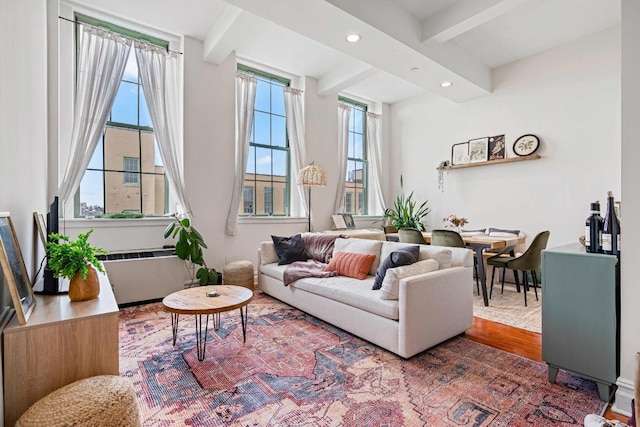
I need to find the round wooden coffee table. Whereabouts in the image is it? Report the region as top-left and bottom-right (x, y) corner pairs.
(162, 285), (253, 361)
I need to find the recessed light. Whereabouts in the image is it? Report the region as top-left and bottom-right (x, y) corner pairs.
(345, 33), (361, 43)
(440, 81), (453, 88)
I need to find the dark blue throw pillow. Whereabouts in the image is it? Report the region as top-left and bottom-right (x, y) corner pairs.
(372, 245), (420, 290)
(271, 234), (310, 265)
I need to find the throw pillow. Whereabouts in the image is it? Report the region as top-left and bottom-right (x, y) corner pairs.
(333, 238), (383, 276)
(271, 234), (309, 265)
(325, 251), (376, 280)
(380, 259), (439, 300)
(488, 227), (520, 237)
(372, 245), (420, 290)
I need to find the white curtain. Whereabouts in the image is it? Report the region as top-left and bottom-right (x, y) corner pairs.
(283, 87), (308, 217)
(333, 103), (351, 213)
(366, 112), (387, 214)
(58, 25), (131, 203)
(226, 72), (257, 236)
(135, 41), (192, 217)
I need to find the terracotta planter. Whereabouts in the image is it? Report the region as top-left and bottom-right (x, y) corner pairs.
(69, 265), (100, 302)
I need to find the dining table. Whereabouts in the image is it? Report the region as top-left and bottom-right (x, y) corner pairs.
(386, 231), (526, 306)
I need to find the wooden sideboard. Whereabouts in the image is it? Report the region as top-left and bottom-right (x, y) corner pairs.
(3, 273), (120, 426)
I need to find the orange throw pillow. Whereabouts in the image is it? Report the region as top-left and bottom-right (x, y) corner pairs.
(325, 251), (376, 280)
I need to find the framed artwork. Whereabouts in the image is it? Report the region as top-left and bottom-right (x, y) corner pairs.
(341, 213), (356, 229)
(332, 214), (347, 230)
(451, 142), (469, 165)
(469, 137), (489, 163)
(0, 213), (36, 325)
(488, 134), (506, 161)
(33, 211), (47, 246)
(513, 134), (540, 156)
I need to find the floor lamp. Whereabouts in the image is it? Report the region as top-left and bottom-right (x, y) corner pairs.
(298, 162), (327, 232)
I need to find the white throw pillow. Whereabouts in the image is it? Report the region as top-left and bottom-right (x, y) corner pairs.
(333, 238), (383, 276)
(380, 259), (439, 300)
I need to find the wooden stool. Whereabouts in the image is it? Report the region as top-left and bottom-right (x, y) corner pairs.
(16, 375), (141, 427)
(223, 260), (255, 290)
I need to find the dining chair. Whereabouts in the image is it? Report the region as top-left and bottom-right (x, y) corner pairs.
(398, 228), (426, 244)
(487, 230), (550, 306)
(431, 229), (480, 294)
(384, 225), (399, 241)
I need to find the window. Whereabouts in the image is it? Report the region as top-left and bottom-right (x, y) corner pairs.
(239, 64), (290, 216)
(340, 97), (368, 215)
(243, 187), (254, 214)
(74, 16), (169, 218)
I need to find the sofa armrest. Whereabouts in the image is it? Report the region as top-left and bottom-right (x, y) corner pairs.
(259, 241), (278, 266)
(397, 266), (473, 357)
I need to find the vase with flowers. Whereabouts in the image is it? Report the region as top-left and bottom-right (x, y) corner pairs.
(443, 214), (469, 234)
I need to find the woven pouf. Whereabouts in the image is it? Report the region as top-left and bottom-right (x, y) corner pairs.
(223, 260), (255, 290)
(16, 375), (141, 427)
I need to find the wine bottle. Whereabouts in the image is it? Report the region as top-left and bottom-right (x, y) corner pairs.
(602, 191), (620, 255)
(585, 201), (603, 253)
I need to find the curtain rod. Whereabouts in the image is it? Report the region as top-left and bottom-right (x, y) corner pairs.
(58, 16), (183, 55)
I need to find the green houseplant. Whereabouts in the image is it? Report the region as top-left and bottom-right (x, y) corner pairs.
(164, 216), (219, 285)
(383, 176), (431, 231)
(46, 229), (107, 301)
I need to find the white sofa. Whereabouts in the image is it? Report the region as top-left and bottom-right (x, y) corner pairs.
(258, 237), (474, 358)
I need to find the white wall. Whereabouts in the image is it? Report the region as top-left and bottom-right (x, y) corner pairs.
(390, 27), (621, 250)
(617, 0), (640, 415)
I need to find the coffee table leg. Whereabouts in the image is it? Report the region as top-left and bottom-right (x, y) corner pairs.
(212, 312), (221, 331)
(240, 305), (248, 343)
(195, 314), (209, 361)
(170, 313), (179, 346)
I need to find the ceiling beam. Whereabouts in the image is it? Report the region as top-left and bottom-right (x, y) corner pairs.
(421, 0), (532, 44)
(202, 4), (243, 64)
(317, 60), (379, 96)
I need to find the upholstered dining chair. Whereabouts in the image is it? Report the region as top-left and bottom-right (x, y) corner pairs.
(431, 229), (480, 294)
(487, 230), (550, 307)
(398, 228), (426, 244)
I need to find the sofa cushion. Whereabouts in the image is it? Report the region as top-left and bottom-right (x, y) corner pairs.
(381, 241), (452, 269)
(380, 259), (440, 300)
(271, 234), (309, 265)
(373, 245), (420, 290)
(326, 251), (376, 280)
(293, 276), (399, 320)
(333, 238), (383, 276)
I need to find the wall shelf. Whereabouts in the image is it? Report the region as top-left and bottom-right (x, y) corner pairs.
(437, 154), (541, 170)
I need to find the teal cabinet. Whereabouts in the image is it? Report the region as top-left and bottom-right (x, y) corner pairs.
(541, 243), (619, 401)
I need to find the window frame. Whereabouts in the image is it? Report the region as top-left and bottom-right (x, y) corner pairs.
(238, 64), (291, 217)
(339, 96), (368, 216)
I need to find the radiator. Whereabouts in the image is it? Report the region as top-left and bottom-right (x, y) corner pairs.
(100, 249), (189, 304)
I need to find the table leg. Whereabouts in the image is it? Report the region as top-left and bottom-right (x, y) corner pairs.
(170, 313), (179, 345)
(469, 243), (489, 306)
(195, 314), (210, 361)
(212, 312), (221, 331)
(240, 305), (248, 343)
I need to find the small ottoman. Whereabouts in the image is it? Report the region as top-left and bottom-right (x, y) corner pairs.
(16, 375), (141, 427)
(223, 260), (255, 290)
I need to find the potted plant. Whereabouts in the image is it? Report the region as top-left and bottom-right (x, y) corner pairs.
(164, 216), (219, 285)
(383, 176), (431, 231)
(46, 229), (107, 301)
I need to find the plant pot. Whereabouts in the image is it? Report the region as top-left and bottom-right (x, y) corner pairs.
(69, 265), (100, 302)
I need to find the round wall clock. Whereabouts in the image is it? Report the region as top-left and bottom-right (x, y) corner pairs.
(513, 134), (540, 156)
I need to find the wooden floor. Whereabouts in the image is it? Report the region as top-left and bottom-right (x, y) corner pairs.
(466, 316), (629, 424)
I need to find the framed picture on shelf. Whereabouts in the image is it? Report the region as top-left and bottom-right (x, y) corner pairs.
(451, 142), (469, 165)
(469, 137), (489, 163)
(341, 213), (356, 229)
(332, 214), (347, 230)
(488, 134), (506, 161)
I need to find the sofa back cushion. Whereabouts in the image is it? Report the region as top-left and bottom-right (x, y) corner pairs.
(380, 259), (440, 300)
(326, 251), (376, 280)
(333, 238), (383, 276)
(381, 241), (453, 269)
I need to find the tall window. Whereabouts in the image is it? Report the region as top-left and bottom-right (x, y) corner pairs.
(239, 65), (290, 216)
(243, 187), (254, 214)
(340, 97), (368, 215)
(74, 16), (169, 218)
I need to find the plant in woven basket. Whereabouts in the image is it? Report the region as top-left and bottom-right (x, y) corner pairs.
(164, 215), (218, 285)
(383, 176), (431, 231)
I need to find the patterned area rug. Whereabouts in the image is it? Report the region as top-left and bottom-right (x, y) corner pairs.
(119, 292), (602, 426)
(473, 284), (542, 333)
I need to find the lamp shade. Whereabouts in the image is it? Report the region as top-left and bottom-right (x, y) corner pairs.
(298, 162), (326, 187)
